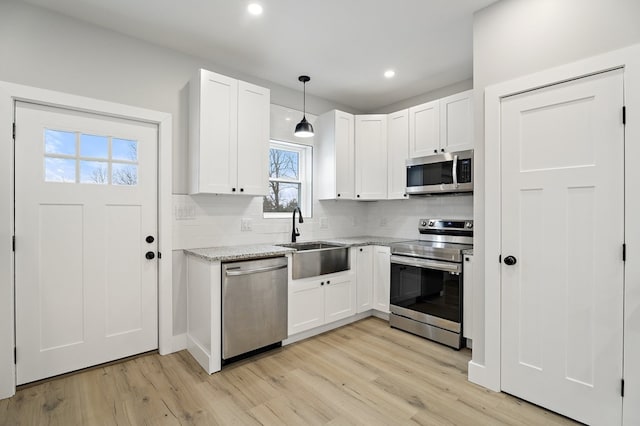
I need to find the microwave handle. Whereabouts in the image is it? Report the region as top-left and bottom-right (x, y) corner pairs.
(452, 154), (459, 188)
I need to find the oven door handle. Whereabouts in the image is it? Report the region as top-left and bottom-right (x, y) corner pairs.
(390, 255), (462, 273)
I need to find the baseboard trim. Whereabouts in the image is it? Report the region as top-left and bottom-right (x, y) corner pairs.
(172, 333), (187, 352)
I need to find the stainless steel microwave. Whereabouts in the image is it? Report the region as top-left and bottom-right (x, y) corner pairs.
(405, 149), (473, 195)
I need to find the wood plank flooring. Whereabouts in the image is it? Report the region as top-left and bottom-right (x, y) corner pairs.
(0, 318), (577, 425)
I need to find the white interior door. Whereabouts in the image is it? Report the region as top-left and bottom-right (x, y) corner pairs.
(500, 69), (624, 425)
(14, 101), (158, 385)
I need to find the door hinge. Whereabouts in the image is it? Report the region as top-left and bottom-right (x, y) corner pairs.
(158, 252), (162, 259)
(12, 236), (15, 252)
(622, 378), (625, 397)
(623, 243), (626, 262)
(623, 106), (626, 125)
(498, 254), (502, 263)
(12, 122), (15, 140)
(13, 347), (16, 364)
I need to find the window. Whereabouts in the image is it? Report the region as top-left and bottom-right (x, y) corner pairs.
(44, 129), (138, 186)
(263, 140), (312, 218)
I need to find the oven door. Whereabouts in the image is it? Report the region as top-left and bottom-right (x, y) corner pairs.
(389, 255), (462, 333)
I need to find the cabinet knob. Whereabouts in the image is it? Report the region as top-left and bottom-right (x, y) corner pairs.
(327, 280), (331, 284)
(403, 194), (407, 197)
(321, 282), (324, 286)
(337, 193), (341, 197)
(357, 194), (360, 198)
(465, 257), (470, 261)
(240, 188), (244, 192)
(232, 188), (236, 192)
(441, 148), (445, 152)
(359, 248), (363, 252)
(145, 235), (155, 244)
(145, 251), (155, 260)
(433, 149), (437, 153)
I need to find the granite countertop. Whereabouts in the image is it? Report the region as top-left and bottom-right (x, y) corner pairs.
(184, 244), (295, 262)
(183, 236), (414, 262)
(321, 236), (414, 247)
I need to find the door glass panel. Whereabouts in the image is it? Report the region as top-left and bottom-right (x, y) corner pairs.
(80, 160), (108, 184)
(44, 129), (75, 156)
(45, 157), (76, 182)
(112, 138), (138, 162)
(112, 164), (138, 186)
(80, 134), (108, 159)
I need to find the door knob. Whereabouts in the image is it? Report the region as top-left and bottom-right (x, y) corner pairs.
(145, 235), (155, 244)
(504, 255), (517, 266)
(145, 251), (155, 260)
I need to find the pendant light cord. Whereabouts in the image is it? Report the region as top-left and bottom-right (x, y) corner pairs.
(303, 81), (306, 118)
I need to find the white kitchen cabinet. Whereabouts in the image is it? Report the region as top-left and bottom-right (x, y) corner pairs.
(355, 114), (388, 200)
(189, 68), (270, 195)
(315, 110), (355, 200)
(408, 89), (474, 158)
(373, 246), (391, 313)
(288, 271), (355, 335)
(355, 246), (374, 313)
(409, 100), (440, 158)
(387, 109), (409, 200)
(439, 90), (474, 153)
(462, 253), (474, 340)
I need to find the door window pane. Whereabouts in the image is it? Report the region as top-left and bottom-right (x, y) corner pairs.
(112, 138), (138, 162)
(80, 134), (109, 159)
(45, 129), (76, 156)
(264, 182), (301, 212)
(112, 164), (138, 186)
(80, 160), (108, 184)
(45, 157), (76, 182)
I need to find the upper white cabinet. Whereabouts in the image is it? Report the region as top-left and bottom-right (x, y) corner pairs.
(355, 114), (388, 200)
(387, 109), (409, 200)
(440, 90), (474, 153)
(315, 110), (355, 200)
(409, 89), (473, 158)
(408, 100), (440, 158)
(189, 69), (270, 195)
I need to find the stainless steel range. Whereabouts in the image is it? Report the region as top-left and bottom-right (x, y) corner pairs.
(389, 218), (473, 349)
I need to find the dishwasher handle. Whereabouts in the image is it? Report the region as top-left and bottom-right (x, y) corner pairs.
(225, 263), (287, 277)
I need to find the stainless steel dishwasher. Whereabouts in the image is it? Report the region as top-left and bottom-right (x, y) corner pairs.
(222, 256), (288, 361)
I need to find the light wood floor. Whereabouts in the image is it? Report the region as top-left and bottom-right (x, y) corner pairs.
(0, 318), (577, 425)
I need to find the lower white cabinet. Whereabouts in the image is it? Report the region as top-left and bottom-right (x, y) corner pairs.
(288, 271), (355, 336)
(355, 246), (374, 313)
(373, 246), (391, 313)
(463, 253), (474, 340)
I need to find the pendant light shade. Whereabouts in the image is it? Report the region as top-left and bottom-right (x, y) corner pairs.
(294, 75), (314, 138)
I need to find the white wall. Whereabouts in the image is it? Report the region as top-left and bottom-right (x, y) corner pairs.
(0, 0), (360, 195)
(375, 79), (473, 114)
(471, 0), (640, 398)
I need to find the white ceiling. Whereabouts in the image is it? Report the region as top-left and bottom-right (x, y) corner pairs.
(19, 0), (497, 112)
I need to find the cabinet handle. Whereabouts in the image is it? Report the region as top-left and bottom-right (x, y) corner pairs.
(403, 194), (407, 197)
(240, 188), (244, 192)
(360, 248), (363, 252)
(357, 194), (360, 198)
(321, 282), (324, 286)
(441, 148), (445, 152)
(337, 193), (341, 197)
(232, 188), (236, 192)
(433, 149), (437, 153)
(327, 280), (330, 284)
(465, 257), (470, 261)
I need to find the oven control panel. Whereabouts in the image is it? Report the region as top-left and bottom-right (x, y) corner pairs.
(418, 218), (473, 235)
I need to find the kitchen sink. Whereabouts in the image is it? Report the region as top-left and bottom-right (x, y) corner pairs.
(277, 241), (350, 279)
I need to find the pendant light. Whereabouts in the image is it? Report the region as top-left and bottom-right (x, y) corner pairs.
(294, 75), (314, 138)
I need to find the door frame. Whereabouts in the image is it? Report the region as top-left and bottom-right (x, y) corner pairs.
(474, 43), (640, 425)
(0, 81), (173, 399)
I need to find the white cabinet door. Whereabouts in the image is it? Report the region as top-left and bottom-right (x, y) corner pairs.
(324, 277), (355, 323)
(315, 110), (355, 200)
(409, 100), (440, 158)
(373, 246), (391, 313)
(387, 109), (409, 200)
(289, 279), (324, 335)
(189, 69), (238, 194)
(462, 254), (474, 340)
(355, 246), (373, 313)
(440, 90), (473, 152)
(355, 114), (388, 200)
(237, 81), (269, 195)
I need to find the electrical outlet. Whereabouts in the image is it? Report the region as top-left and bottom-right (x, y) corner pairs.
(174, 204), (196, 220)
(319, 217), (329, 229)
(241, 218), (253, 232)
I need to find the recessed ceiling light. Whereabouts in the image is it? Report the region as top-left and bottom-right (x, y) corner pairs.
(247, 3), (263, 15)
(384, 70), (396, 79)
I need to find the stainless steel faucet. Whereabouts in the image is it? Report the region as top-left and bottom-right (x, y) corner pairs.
(291, 207), (304, 242)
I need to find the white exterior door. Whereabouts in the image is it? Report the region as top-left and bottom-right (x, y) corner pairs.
(500, 69), (624, 425)
(14, 101), (159, 384)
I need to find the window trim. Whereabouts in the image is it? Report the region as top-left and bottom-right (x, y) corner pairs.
(264, 139), (313, 219)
